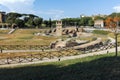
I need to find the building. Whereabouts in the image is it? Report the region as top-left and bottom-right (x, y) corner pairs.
(0, 11), (6, 23)
(94, 19), (104, 28)
(0, 11), (12, 28)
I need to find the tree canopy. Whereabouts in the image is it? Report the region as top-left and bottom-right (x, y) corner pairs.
(6, 12), (43, 28)
(4, 12), (120, 29)
(105, 16), (120, 29)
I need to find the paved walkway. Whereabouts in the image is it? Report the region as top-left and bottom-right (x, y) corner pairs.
(0, 47), (119, 68)
(2, 49), (56, 53)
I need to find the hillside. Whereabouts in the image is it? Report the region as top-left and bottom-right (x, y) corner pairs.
(0, 53), (120, 80)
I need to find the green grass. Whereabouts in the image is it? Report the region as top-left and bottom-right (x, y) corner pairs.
(108, 33), (120, 45)
(13, 29), (46, 34)
(0, 53), (120, 80)
(93, 30), (110, 35)
(0, 29), (58, 45)
(0, 29), (113, 46)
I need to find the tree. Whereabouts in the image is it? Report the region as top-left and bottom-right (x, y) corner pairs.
(79, 17), (92, 26)
(28, 14), (38, 19)
(49, 18), (52, 28)
(24, 17), (29, 23)
(105, 17), (120, 29)
(108, 12), (120, 18)
(7, 12), (22, 19)
(105, 16), (120, 57)
(62, 18), (80, 27)
(88, 19), (94, 26)
(51, 20), (57, 28)
(25, 18), (35, 28)
(6, 12), (22, 26)
(43, 20), (49, 27)
(94, 16), (105, 20)
(15, 19), (25, 28)
(34, 17), (43, 28)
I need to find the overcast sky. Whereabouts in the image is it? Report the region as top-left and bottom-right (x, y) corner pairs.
(0, 0), (120, 20)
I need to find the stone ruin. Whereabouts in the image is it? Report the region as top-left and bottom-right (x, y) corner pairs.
(49, 20), (86, 49)
(56, 21), (62, 36)
(50, 38), (88, 49)
(45, 20), (85, 37)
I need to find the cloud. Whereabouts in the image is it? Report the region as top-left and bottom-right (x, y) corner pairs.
(44, 10), (64, 20)
(0, 4), (9, 11)
(0, 0), (35, 13)
(0, 0), (65, 20)
(45, 10), (64, 15)
(36, 9), (64, 20)
(113, 5), (120, 12)
(37, 9), (64, 15)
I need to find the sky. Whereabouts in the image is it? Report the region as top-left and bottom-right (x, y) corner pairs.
(0, 0), (120, 20)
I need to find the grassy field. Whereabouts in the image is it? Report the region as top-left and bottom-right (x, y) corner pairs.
(0, 29), (117, 46)
(92, 30), (120, 44)
(0, 53), (120, 80)
(108, 32), (120, 45)
(0, 29), (58, 45)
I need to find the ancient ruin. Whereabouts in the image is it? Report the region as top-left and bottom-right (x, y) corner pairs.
(56, 20), (62, 36)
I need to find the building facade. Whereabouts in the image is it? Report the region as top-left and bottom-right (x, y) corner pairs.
(0, 12), (6, 23)
(94, 19), (104, 28)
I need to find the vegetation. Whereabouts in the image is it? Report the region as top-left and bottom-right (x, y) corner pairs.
(105, 16), (120, 28)
(6, 12), (43, 28)
(0, 29), (110, 48)
(93, 30), (110, 35)
(108, 12), (120, 18)
(94, 15), (106, 20)
(62, 17), (94, 27)
(0, 29), (58, 46)
(108, 33), (120, 45)
(0, 53), (120, 80)
(4, 12), (120, 29)
(1, 11), (120, 80)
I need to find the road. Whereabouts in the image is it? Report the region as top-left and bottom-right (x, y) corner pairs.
(2, 49), (56, 53)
